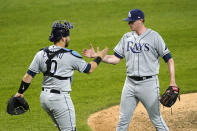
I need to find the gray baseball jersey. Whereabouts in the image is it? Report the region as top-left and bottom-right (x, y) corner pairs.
(114, 28), (170, 76)
(28, 45), (89, 91)
(28, 45), (90, 130)
(114, 29), (171, 131)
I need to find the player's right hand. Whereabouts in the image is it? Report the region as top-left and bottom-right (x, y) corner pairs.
(83, 44), (97, 58)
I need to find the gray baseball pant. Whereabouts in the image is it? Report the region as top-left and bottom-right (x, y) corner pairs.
(40, 89), (76, 131)
(116, 76), (169, 131)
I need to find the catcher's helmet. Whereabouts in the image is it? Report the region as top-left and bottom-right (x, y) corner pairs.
(49, 20), (73, 43)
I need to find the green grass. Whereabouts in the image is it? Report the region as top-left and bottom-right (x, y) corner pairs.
(0, 0), (197, 130)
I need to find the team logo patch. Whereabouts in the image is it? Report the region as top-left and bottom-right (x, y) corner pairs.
(127, 41), (150, 53)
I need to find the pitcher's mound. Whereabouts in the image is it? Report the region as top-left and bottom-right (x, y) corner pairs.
(88, 93), (197, 131)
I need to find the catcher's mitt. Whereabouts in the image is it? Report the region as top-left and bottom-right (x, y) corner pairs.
(7, 96), (29, 115)
(160, 86), (180, 107)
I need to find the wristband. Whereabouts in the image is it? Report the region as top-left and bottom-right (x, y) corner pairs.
(93, 56), (102, 65)
(18, 81), (30, 94)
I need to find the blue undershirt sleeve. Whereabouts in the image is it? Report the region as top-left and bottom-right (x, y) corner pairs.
(27, 70), (37, 78)
(114, 52), (123, 59)
(83, 63), (91, 73)
(162, 53), (172, 63)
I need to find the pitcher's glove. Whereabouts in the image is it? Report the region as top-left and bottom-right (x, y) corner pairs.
(7, 96), (29, 115)
(160, 86), (180, 107)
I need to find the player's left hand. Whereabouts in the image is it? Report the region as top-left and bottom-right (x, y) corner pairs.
(169, 81), (177, 87)
(95, 47), (108, 59)
(160, 85), (180, 107)
(15, 93), (24, 98)
(83, 44), (97, 58)
(7, 95), (29, 115)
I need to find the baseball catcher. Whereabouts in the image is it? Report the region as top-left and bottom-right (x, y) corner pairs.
(7, 96), (29, 115)
(10, 20), (108, 130)
(160, 86), (180, 107)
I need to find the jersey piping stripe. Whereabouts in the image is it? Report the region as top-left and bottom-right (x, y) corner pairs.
(161, 51), (170, 58)
(132, 32), (136, 41)
(155, 77), (168, 131)
(64, 95), (73, 129)
(138, 54), (140, 76)
(139, 29), (152, 40)
(114, 52), (123, 59)
(50, 112), (61, 130)
(28, 68), (40, 74)
(132, 33), (136, 76)
(114, 49), (124, 58)
(81, 63), (89, 73)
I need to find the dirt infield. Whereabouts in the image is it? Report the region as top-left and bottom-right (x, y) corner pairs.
(88, 93), (197, 131)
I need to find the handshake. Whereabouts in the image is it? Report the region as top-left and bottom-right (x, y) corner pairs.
(83, 44), (108, 60)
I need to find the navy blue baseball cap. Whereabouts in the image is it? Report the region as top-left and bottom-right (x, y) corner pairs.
(124, 9), (144, 22)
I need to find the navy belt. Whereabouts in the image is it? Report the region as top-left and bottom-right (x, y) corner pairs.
(42, 88), (60, 94)
(128, 76), (153, 81)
